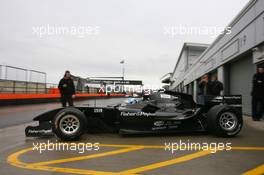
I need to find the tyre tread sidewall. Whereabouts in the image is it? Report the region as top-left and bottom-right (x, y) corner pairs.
(52, 108), (87, 141)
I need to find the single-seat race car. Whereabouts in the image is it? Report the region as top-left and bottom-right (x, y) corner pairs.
(25, 91), (243, 141)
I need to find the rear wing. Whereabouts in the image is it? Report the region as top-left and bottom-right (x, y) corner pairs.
(204, 95), (242, 114)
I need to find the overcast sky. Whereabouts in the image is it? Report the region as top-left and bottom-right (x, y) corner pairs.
(0, 0), (249, 86)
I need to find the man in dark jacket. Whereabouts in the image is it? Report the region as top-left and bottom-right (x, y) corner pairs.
(197, 74), (209, 104)
(210, 75), (224, 96)
(198, 74), (224, 96)
(197, 74), (224, 104)
(252, 65), (264, 121)
(198, 74), (209, 96)
(58, 70), (76, 107)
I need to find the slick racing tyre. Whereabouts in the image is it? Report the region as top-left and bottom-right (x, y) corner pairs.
(52, 107), (87, 141)
(207, 105), (243, 137)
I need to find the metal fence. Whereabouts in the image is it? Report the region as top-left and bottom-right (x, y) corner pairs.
(28, 69), (46, 83)
(0, 79), (58, 94)
(0, 65), (49, 94)
(0, 65), (102, 94)
(0, 79), (102, 94)
(0, 65), (46, 83)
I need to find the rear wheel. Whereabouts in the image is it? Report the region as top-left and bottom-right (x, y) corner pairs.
(52, 108), (87, 141)
(207, 105), (243, 137)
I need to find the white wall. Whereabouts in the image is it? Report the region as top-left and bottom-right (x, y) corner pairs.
(171, 0), (264, 88)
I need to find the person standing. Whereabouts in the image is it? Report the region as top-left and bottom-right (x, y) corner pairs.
(197, 74), (209, 104)
(58, 70), (76, 107)
(210, 75), (224, 96)
(197, 74), (224, 104)
(198, 74), (224, 96)
(198, 74), (209, 95)
(251, 65), (264, 121)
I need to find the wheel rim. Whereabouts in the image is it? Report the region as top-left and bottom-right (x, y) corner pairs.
(219, 112), (238, 131)
(59, 115), (80, 135)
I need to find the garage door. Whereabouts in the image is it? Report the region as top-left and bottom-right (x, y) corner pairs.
(229, 56), (255, 115)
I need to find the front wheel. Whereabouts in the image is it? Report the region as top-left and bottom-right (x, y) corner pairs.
(52, 108), (87, 141)
(207, 105), (243, 137)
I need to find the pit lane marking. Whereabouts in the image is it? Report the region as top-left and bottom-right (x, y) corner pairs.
(119, 150), (212, 174)
(101, 144), (264, 151)
(7, 147), (136, 175)
(30, 146), (144, 166)
(7, 144), (264, 175)
(242, 164), (264, 175)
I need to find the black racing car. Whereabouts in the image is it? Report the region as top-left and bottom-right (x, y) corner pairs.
(25, 91), (243, 141)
